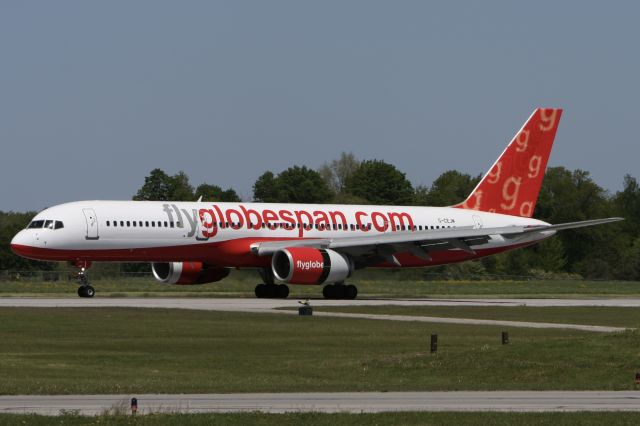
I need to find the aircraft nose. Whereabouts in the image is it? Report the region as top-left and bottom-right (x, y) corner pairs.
(10, 231), (30, 257)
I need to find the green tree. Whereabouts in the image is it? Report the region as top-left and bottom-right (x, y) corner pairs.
(318, 152), (360, 193)
(168, 171), (195, 201)
(133, 169), (195, 201)
(133, 168), (172, 201)
(535, 167), (620, 277)
(195, 184), (241, 202)
(533, 237), (567, 272)
(253, 171), (279, 202)
(253, 166), (334, 203)
(344, 160), (414, 205)
(613, 174), (640, 235)
(418, 170), (481, 206)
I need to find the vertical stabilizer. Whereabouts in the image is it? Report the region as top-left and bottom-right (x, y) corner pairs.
(454, 108), (562, 217)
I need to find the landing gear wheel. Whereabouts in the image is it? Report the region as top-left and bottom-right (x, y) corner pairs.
(323, 285), (333, 299)
(77, 286), (95, 298)
(276, 284), (289, 299)
(323, 284), (358, 299)
(255, 284), (267, 298)
(85, 286), (95, 298)
(345, 284), (358, 300)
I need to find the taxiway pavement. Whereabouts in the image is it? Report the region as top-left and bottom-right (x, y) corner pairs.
(1, 391), (640, 415)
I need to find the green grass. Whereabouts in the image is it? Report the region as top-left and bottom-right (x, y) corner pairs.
(1, 307), (640, 395)
(3, 412), (640, 426)
(309, 306), (640, 328)
(2, 272), (640, 298)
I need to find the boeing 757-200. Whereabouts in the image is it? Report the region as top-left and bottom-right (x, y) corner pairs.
(11, 108), (622, 298)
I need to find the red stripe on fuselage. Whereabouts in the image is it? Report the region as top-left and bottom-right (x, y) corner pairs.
(10, 240), (534, 269)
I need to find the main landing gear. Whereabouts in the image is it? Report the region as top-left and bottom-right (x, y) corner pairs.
(254, 283), (290, 299)
(73, 262), (95, 298)
(254, 268), (289, 299)
(323, 283), (358, 300)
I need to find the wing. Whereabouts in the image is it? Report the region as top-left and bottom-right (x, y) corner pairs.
(250, 217), (623, 266)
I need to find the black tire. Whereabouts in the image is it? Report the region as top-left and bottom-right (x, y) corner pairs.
(85, 286), (95, 298)
(345, 284), (358, 300)
(77, 287), (86, 298)
(322, 285), (333, 299)
(265, 284), (277, 298)
(255, 284), (267, 298)
(333, 285), (346, 300)
(277, 284), (289, 299)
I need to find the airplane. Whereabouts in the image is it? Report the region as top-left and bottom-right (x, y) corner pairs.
(10, 108), (622, 299)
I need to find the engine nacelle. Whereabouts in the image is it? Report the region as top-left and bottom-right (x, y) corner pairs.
(271, 247), (353, 285)
(151, 262), (230, 285)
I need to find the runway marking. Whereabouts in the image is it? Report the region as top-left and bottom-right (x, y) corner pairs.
(310, 311), (627, 333)
(2, 391), (640, 415)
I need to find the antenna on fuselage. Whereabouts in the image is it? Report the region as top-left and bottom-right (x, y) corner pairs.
(196, 195), (203, 203)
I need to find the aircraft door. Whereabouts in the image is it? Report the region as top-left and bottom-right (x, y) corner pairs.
(83, 208), (99, 240)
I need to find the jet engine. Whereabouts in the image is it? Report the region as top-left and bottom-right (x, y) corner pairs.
(271, 247), (353, 285)
(151, 262), (230, 285)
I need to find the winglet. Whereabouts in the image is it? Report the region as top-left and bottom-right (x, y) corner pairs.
(454, 108), (563, 217)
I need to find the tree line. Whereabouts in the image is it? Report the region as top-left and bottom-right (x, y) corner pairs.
(2, 153), (639, 280)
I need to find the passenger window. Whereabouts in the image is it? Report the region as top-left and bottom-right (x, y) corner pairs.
(120, 221), (124, 227)
(170, 221), (174, 228)
(145, 221), (149, 227)
(114, 221), (118, 227)
(152, 222), (155, 227)
(133, 221), (137, 227)
(126, 221), (130, 227)
(106, 221), (110, 227)
(55, 221), (64, 229)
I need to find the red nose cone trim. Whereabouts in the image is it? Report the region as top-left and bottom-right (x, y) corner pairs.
(9, 244), (57, 261)
(10, 243), (26, 256)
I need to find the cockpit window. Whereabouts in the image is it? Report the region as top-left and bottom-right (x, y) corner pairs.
(27, 219), (64, 230)
(27, 220), (45, 229)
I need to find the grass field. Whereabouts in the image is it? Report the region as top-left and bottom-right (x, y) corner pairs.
(1, 271), (640, 298)
(3, 412), (640, 426)
(1, 307), (640, 395)
(309, 306), (640, 328)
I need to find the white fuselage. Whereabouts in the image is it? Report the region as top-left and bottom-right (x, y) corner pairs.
(11, 200), (550, 268)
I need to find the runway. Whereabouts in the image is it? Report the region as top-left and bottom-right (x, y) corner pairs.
(1, 391), (640, 415)
(0, 297), (633, 332)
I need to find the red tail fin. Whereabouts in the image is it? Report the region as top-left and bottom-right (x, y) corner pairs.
(454, 108), (562, 217)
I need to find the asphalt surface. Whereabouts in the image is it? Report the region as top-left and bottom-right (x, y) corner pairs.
(0, 297), (633, 332)
(1, 391), (640, 415)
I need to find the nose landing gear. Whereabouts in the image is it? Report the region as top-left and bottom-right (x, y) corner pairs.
(72, 262), (95, 298)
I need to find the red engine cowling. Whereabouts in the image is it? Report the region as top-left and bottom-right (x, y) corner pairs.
(151, 262), (230, 285)
(271, 247), (353, 285)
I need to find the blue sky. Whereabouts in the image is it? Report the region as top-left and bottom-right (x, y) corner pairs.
(1, 1), (638, 211)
